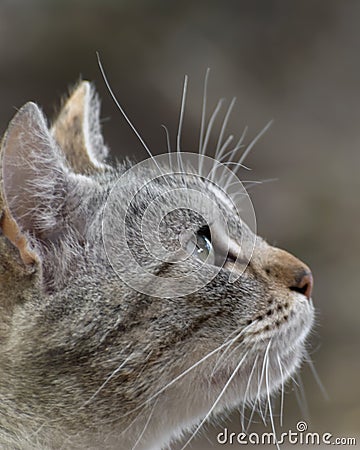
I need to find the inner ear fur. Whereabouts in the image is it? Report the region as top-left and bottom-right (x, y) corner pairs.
(51, 81), (109, 175)
(0, 208), (36, 265)
(0, 102), (71, 266)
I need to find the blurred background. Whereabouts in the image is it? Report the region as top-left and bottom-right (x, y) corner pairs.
(0, 0), (359, 448)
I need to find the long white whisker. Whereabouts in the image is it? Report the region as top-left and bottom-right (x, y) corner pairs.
(277, 354), (285, 427)
(199, 68), (210, 156)
(199, 97), (224, 179)
(96, 52), (163, 175)
(199, 68), (210, 177)
(210, 341), (241, 380)
(296, 372), (309, 420)
(180, 351), (249, 450)
(230, 179), (278, 206)
(304, 352), (329, 401)
(221, 119), (272, 195)
(258, 395), (268, 427)
(122, 327), (247, 420)
(131, 400), (158, 450)
(220, 161), (251, 171)
(242, 177), (278, 188)
(241, 354), (259, 431)
(216, 142), (244, 167)
(246, 340), (271, 432)
(243, 178), (278, 185)
(265, 343), (280, 450)
(207, 135), (234, 183)
(238, 120), (273, 166)
(177, 75), (188, 177)
(202, 98), (225, 157)
(291, 373), (309, 422)
(215, 97), (236, 160)
(217, 133), (235, 159)
(209, 323), (252, 381)
(218, 126), (248, 190)
(83, 354), (132, 407)
(219, 125), (248, 168)
(161, 124), (172, 172)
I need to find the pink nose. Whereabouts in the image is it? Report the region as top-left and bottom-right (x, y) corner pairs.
(290, 270), (313, 300)
(264, 247), (314, 301)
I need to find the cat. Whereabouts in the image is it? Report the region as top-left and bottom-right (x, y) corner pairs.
(0, 79), (314, 450)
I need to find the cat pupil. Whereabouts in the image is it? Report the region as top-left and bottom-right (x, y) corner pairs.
(196, 235), (211, 256)
(197, 224), (211, 241)
(193, 225), (214, 264)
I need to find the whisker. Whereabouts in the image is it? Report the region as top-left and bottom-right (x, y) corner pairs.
(199, 68), (210, 156)
(226, 176), (271, 191)
(219, 125), (248, 169)
(218, 126), (248, 190)
(210, 341), (241, 380)
(199, 68), (210, 177)
(277, 354), (285, 427)
(241, 354), (259, 431)
(220, 160), (251, 171)
(304, 351), (329, 401)
(122, 327), (249, 420)
(229, 179), (278, 206)
(82, 353), (132, 407)
(265, 343), (280, 450)
(161, 124), (172, 172)
(176, 75), (188, 178)
(96, 52), (163, 176)
(201, 98), (225, 158)
(242, 178), (278, 192)
(291, 373), (309, 423)
(280, 362), (300, 388)
(216, 141), (244, 167)
(208, 135), (234, 183)
(131, 400), (158, 450)
(215, 97), (236, 160)
(199, 97), (225, 179)
(221, 120), (273, 195)
(238, 120), (273, 166)
(180, 351), (249, 450)
(258, 395), (268, 427)
(246, 340), (271, 432)
(209, 323), (252, 380)
(296, 372), (309, 420)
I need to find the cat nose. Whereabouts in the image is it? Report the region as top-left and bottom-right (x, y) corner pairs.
(265, 248), (314, 300)
(289, 269), (313, 300)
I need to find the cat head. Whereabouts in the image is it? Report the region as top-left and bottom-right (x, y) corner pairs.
(0, 81), (314, 449)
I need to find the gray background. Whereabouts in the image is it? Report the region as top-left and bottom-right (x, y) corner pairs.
(1, 0), (359, 448)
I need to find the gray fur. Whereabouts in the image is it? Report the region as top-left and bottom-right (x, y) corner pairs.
(0, 82), (314, 449)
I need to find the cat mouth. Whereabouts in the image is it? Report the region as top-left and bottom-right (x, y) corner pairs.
(245, 291), (314, 337)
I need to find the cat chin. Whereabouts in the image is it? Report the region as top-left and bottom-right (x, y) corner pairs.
(127, 299), (314, 450)
(201, 308), (314, 414)
(145, 348), (305, 450)
(110, 327), (312, 450)
(203, 345), (302, 408)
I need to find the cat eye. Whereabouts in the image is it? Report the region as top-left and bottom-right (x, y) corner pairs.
(185, 224), (246, 269)
(186, 225), (215, 265)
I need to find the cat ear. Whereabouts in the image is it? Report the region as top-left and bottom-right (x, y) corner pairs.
(0, 102), (79, 265)
(51, 81), (109, 174)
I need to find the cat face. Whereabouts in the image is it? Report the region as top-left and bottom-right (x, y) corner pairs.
(0, 81), (314, 450)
